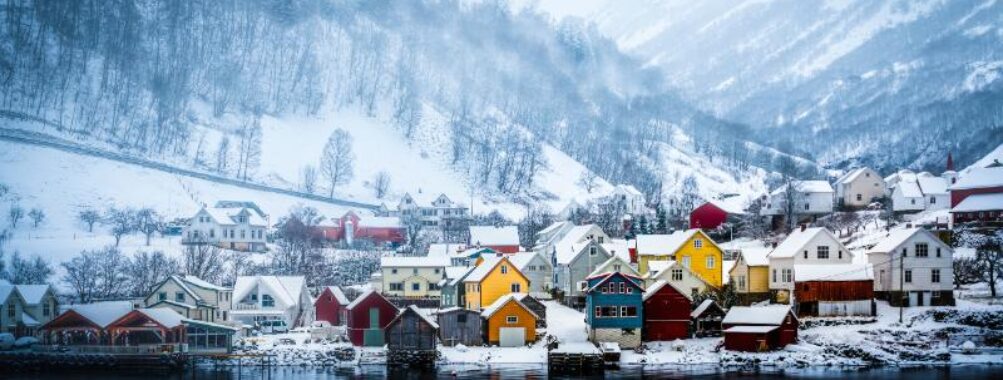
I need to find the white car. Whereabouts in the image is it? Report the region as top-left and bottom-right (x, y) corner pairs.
(258, 320), (289, 334)
(0, 333), (14, 350)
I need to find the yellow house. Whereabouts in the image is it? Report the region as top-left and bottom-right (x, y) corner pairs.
(729, 247), (771, 301)
(480, 293), (538, 346)
(635, 229), (722, 288)
(463, 255), (529, 311)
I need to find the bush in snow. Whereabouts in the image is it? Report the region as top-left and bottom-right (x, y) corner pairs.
(27, 208), (45, 228)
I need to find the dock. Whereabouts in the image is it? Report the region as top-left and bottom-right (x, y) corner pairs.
(548, 342), (604, 374)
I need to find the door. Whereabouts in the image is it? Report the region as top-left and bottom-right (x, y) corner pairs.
(908, 292), (918, 307)
(364, 308), (384, 346)
(922, 292), (932, 306)
(498, 327), (525, 347)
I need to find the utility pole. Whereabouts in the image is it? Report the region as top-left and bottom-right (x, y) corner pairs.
(899, 248), (904, 324)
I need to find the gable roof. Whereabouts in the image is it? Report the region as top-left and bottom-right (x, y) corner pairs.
(469, 225), (520, 247)
(14, 284), (52, 305)
(917, 176), (948, 195)
(793, 263), (873, 281)
(771, 180), (834, 195)
(643, 279), (692, 301)
(952, 193), (1003, 213)
(690, 299), (719, 318)
(134, 307), (187, 329)
(320, 286), (350, 305)
(553, 225), (606, 264)
(464, 255), (527, 284)
(0, 283), (17, 305)
(768, 227), (844, 259)
(182, 275), (228, 291)
(703, 198), (746, 215)
(837, 168), (872, 185)
(233, 276), (305, 309)
(951, 166), (1003, 190)
(585, 271), (644, 294)
(204, 206), (268, 227)
(636, 229), (715, 256)
(588, 255), (639, 278)
(480, 293), (538, 320)
(427, 243), (467, 257)
(868, 227), (951, 255)
(895, 181), (923, 198)
(738, 247), (771, 267)
(346, 289), (394, 310)
(389, 305), (439, 330)
(722, 305), (794, 325)
(66, 301), (136, 328)
(381, 255), (451, 268)
(508, 251), (549, 271)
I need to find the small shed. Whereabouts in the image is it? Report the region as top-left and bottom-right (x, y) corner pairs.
(519, 295), (547, 328)
(721, 305), (798, 352)
(315, 286), (350, 326)
(345, 290), (399, 346)
(435, 307), (483, 346)
(690, 299), (725, 337)
(642, 280), (692, 341)
(481, 294), (538, 347)
(386, 305), (438, 367)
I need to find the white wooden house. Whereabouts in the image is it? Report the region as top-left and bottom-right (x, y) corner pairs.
(762, 180), (834, 216)
(834, 168), (885, 208)
(144, 275), (233, 324)
(230, 276), (312, 328)
(867, 227), (954, 306)
(767, 226), (853, 303)
(184, 203), (268, 252)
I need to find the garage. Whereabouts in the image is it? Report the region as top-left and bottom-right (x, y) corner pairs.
(498, 327), (526, 347)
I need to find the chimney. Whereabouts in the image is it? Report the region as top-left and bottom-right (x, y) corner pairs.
(800, 224), (806, 232)
(906, 223), (913, 228)
(771, 242), (778, 249)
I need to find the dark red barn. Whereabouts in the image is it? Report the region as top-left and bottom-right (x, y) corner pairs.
(315, 286), (350, 326)
(689, 200), (743, 230)
(316, 211), (406, 246)
(721, 305), (798, 352)
(345, 290), (399, 346)
(642, 280), (692, 341)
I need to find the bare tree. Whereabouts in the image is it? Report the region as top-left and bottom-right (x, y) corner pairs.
(372, 171), (391, 199)
(300, 165), (318, 194)
(9, 251), (52, 284)
(215, 136), (231, 175)
(78, 209), (101, 232)
(182, 237), (227, 284)
(104, 207), (135, 246)
(953, 256), (984, 289)
(127, 250), (179, 296)
(319, 128), (355, 197)
(8, 204), (24, 228)
(779, 178), (807, 233)
(135, 208), (163, 246)
(62, 246), (128, 303)
(577, 171), (599, 193)
(27, 208), (45, 228)
(235, 116), (263, 181)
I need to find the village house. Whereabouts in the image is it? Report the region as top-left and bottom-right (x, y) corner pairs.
(519, 294), (548, 328)
(314, 286), (350, 326)
(15, 283), (59, 337)
(834, 167), (886, 209)
(768, 226), (853, 304)
(0, 282), (28, 336)
(793, 263), (874, 317)
(393, 191), (469, 228)
(230, 275), (312, 329)
(183, 202), (269, 252)
(380, 256), (450, 299)
(585, 271), (645, 348)
(536, 223), (609, 263)
(144, 275), (232, 323)
(689, 198), (745, 230)
(385, 305), (439, 367)
(644, 260), (714, 299)
(729, 247), (772, 305)
(722, 305), (798, 352)
(448, 247), (498, 267)
(589, 255), (641, 279)
(601, 184), (647, 216)
(553, 239), (614, 307)
(345, 290), (399, 346)
(891, 173), (951, 213)
(434, 307), (483, 346)
(315, 211), (405, 247)
(691, 299), (725, 337)
(531, 221), (575, 254)
(480, 293), (539, 347)
(468, 225), (522, 253)
(949, 163), (1003, 224)
(463, 255), (530, 311)
(635, 229), (723, 289)
(867, 227), (955, 306)
(642, 280), (691, 341)
(508, 251), (554, 299)
(440, 266), (475, 308)
(761, 180), (834, 217)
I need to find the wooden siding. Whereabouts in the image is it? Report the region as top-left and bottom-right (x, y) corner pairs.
(465, 258), (529, 311)
(345, 293), (398, 346)
(794, 280), (874, 302)
(386, 309), (437, 351)
(672, 230), (723, 288)
(643, 284), (691, 341)
(484, 300), (537, 344)
(436, 309), (483, 346)
(519, 296), (547, 328)
(585, 273), (644, 330)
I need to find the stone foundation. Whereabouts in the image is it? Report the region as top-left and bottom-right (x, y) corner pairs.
(875, 291), (955, 307)
(588, 327), (641, 349)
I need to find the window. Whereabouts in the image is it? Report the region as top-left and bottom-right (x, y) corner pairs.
(412, 283), (420, 291)
(626, 286), (633, 294)
(434, 268), (440, 274)
(596, 306), (618, 317)
(613, 264), (621, 271)
(931, 269), (940, 283)
(936, 247), (942, 258)
(930, 196), (936, 204)
(782, 269), (793, 283)
(240, 230), (245, 239)
(803, 250), (809, 259)
(7, 305), (14, 318)
(856, 194), (862, 201)
(804, 203), (810, 210)
(598, 236), (605, 244)
(838, 250), (843, 259)
(672, 269), (683, 281)
(915, 243), (928, 258)
(501, 265), (508, 274)
(901, 248), (907, 258)
(706, 256), (715, 268)
(210, 229), (215, 238)
(879, 270), (886, 285)
(620, 306), (638, 317)
(43, 303), (51, 317)
(911, 199), (916, 205)
(817, 246), (829, 259)
(694, 239), (703, 249)
(506, 316), (518, 324)
(413, 268), (418, 275)
(773, 269), (777, 282)
(737, 276), (746, 290)
(262, 294), (275, 307)
(457, 313), (467, 323)
(159, 292), (167, 301)
(619, 283), (626, 294)
(590, 246), (597, 256)
(392, 269), (398, 274)
(511, 283), (521, 293)
(682, 256), (691, 268)
(904, 270), (912, 283)
(176, 292), (185, 302)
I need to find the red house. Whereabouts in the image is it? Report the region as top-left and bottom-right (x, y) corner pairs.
(950, 165), (1003, 207)
(642, 280), (692, 341)
(345, 290), (399, 346)
(689, 199), (744, 230)
(316, 211), (406, 246)
(315, 286), (350, 326)
(721, 305), (798, 352)
(468, 225), (521, 253)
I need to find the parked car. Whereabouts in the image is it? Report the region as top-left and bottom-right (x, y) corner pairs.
(14, 336), (39, 348)
(257, 320), (289, 334)
(0, 333), (14, 350)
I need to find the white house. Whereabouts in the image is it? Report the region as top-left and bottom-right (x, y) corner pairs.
(891, 181), (925, 212)
(230, 276), (312, 328)
(394, 191), (469, 227)
(762, 180), (834, 216)
(380, 256), (451, 298)
(867, 227), (954, 306)
(184, 203), (269, 252)
(891, 175), (950, 212)
(468, 225), (521, 252)
(644, 260), (713, 299)
(144, 275), (232, 323)
(917, 176), (950, 211)
(767, 226), (853, 303)
(508, 251), (554, 299)
(602, 184), (647, 215)
(834, 167), (886, 208)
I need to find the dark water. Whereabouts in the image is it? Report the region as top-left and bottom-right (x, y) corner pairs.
(4, 365), (1002, 379)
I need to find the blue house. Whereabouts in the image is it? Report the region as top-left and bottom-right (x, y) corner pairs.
(584, 271), (645, 348)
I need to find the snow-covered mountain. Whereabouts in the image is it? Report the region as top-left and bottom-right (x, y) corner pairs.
(518, 0), (1003, 172)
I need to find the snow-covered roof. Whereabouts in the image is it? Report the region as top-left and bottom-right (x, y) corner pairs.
(464, 255), (518, 283)
(868, 228), (946, 254)
(643, 279), (692, 301)
(427, 243), (467, 257)
(137, 308), (187, 328)
(13, 284), (50, 305)
(182, 275), (228, 291)
(771, 180), (834, 195)
(447, 266), (476, 286)
(588, 255), (638, 278)
(233, 276), (305, 309)
(469, 226), (520, 247)
(346, 289), (392, 310)
(722, 260), (736, 284)
(724, 325), (779, 334)
(896, 181), (923, 198)
(396, 305), (439, 329)
(739, 247), (771, 267)
(917, 177), (948, 195)
(951, 167), (1003, 190)
(690, 299), (716, 318)
(537, 221), (571, 237)
(151, 299), (196, 309)
(323, 286), (350, 305)
(769, 227), (837, 259)
(636, 229), (707, 256)
(480, 293), (538, 319)
(67, 301), (135, 328)
(704, 198), (746, 215)
(615, 184), (643, 196)
(0, 283), (15, 304)
(21, 312), (39, 327)
(358, 216), (401, 228)
(553, 225), (604, 265)
(721, 305), (792, 325)
(444, 266), (471, 280)
(381, 256), (451, 268)
(952, 193), (1003, 213)
(507, 251), (546, 271)
(601, 239), (631, 262)
(204, 206), (268, 227)
(794, 263), (873, 281)
(647, 260), (675, 275)
(836, 168), (871, 185)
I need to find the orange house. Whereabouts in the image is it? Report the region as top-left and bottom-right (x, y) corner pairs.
(480, 293), (538, 347)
